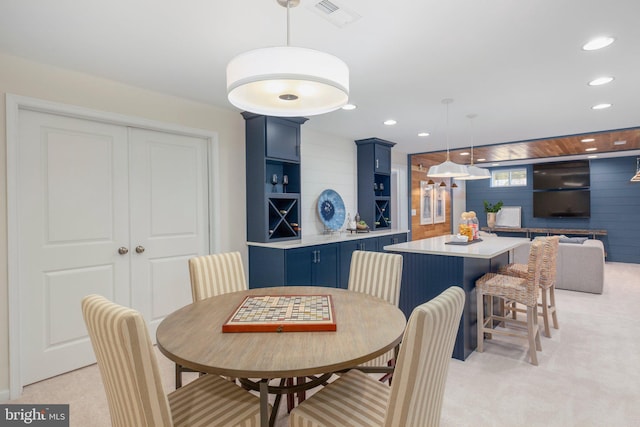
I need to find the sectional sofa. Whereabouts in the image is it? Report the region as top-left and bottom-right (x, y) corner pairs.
(512, 238), (605, 294)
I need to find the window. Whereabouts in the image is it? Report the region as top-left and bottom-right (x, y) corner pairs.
(491, 168), (527, 187)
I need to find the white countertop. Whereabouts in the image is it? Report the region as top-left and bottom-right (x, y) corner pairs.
(247, 229), (409, 249)
(383, 235), (529, 259)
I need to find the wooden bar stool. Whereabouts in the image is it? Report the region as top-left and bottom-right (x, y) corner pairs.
(499, 236), (560, 337)
(476, 239), (546, 365)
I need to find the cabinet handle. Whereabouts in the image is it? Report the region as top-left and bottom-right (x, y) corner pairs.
(118, 247), (129, 255)
(316, 250), (321, 263)
(312, 250), (318, 264)
(135, 245), (145, 254)
(376, 159), (379, 169)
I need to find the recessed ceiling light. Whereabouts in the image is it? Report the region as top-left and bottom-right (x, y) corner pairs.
(459, 152), (470, 156)
(581, 138), (595, 142)
(477, 158), (486, 162)
(585, 147), (598, 152)
(492, 163), (500, 166)
(614, 140), (627, 145)
(588, 155), (598, 159)
(341, 103), (357, 110)
(592, 103), (612, 110)
(588, 76), (614, 86)
(384, 119), (397, 126)
(582, 36), (615, 51)
(418, 132), (430, 137)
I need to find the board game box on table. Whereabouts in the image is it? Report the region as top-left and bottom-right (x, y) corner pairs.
(222, 294), (336, 333)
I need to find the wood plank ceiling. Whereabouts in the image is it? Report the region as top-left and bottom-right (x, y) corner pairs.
(411, 127), (640, 168)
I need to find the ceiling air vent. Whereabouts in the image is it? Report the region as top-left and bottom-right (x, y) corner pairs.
(309, 0), (361, 28)
(316, 0), (339, 14)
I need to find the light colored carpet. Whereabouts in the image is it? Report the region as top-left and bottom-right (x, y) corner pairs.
(8, 262), (640, 426)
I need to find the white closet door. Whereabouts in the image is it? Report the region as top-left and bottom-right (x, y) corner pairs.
(128, 128), (209, 337)
(17, 112), (211, 386)
(18, 110), (131, 385)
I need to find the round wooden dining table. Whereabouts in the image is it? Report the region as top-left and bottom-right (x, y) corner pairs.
(156, 285), (407, 427)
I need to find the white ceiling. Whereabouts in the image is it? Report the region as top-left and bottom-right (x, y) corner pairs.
(1, 0), (639, 155)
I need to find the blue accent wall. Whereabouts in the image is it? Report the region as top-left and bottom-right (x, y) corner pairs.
(466, 156), (640, 263)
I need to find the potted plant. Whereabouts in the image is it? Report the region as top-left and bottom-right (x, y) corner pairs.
(483, 200), (503, 229)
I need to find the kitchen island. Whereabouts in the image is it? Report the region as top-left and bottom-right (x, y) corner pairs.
(384, 234), (529, 360)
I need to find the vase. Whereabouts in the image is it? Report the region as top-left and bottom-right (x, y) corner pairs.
(487, 212), (497, 229)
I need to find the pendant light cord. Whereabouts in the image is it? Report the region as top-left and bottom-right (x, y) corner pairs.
(468, 113), (477, 166)
(286, 0), (291, 46)
(443, 98), (452, 161)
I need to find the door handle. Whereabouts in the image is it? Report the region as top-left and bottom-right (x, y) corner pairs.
(118, 247), (129, 255)
(135, 245), (145, 254)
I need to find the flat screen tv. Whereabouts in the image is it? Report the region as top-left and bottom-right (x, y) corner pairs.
(533, 160), (590, 190)
(533, 190), (591, 218)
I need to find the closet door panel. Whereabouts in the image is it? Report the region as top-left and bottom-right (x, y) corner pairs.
(18, 110), (130, 385)
(128, 128), (210, 337)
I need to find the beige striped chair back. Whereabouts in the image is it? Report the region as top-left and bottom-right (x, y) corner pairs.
(81, 295), (173, 427)
(348, 250), (403, 369)
(189, 252), (247, 302)
(385, 286), (465, 427)
(348, 250), (403, 305)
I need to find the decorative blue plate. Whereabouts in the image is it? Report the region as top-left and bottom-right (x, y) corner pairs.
(317, 189), (346, 231)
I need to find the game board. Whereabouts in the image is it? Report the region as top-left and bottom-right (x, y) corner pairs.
(222, 294), (336, 333)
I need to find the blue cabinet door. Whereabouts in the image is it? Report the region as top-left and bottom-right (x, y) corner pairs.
(266, 117), (300, 162)
(313, 244), (338, 288)
(249, 245), (287, 288)
(286, 247), (314, 286)
(338, 238), (378, 288)
(374, 144), (391, 174)
(285, 244), (338, 287)
(378, 233), (408, 250)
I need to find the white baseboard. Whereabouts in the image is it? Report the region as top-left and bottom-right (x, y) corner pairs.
(0, 388), (10, 402)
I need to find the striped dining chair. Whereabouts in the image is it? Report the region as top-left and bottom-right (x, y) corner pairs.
(175, 251), (248, 388)
(286, 250), (403, 411)
(81, 294), (266, 427)
(347, 250), (403, 379)
(289, 286), (465, 427)
(189, 251), (247, 301)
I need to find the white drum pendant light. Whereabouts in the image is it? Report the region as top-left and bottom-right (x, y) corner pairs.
(428, 99), (469, 178)
(227, 0), (349, 117)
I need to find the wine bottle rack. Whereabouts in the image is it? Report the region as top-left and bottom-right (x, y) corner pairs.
(267, 195), (300, 240)
(375, 198), (391, 229)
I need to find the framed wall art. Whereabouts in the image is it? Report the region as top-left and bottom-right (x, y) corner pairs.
(434, 185), (446, 224)
(420, 181), (434, 225)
